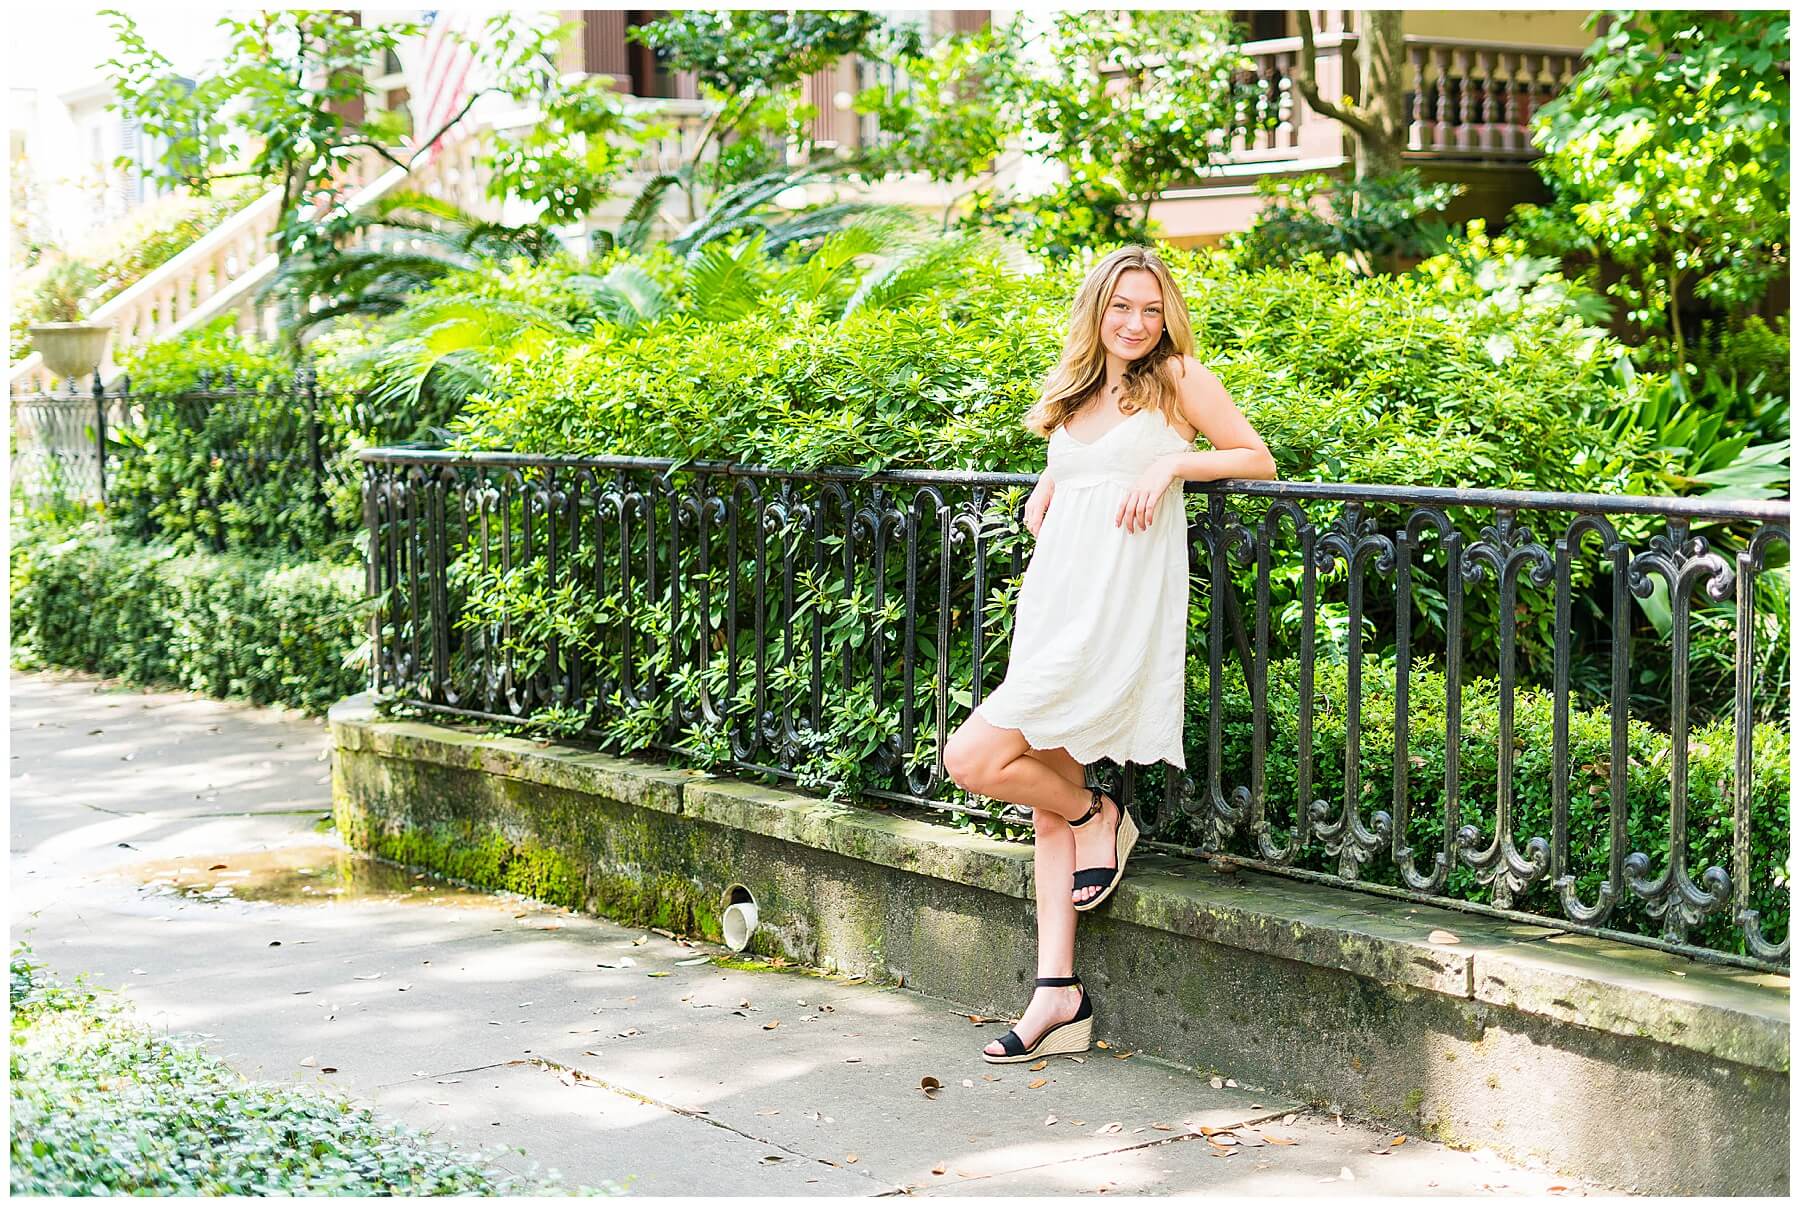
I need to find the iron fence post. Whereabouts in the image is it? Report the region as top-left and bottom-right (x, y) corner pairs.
(91, 368), (108, 505)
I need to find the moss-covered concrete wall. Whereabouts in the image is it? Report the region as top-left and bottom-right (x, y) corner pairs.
(331, 696), (1789, 1196)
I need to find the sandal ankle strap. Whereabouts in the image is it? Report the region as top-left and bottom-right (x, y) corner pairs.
(1069, 786), (1105, 828)
(1034, 975), (1081, 987)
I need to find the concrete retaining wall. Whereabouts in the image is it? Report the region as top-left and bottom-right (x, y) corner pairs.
(330, 695), (1789, 1196)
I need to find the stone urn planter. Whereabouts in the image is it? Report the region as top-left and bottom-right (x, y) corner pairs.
(29, 321), (114, 383)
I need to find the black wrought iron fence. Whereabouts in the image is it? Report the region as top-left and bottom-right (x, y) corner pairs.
(360, 448), (1791, 970)
(11, 369), (351, 555)
(10, 375), (117, 504)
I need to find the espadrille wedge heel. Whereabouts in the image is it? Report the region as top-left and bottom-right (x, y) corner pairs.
(980, 975), (1093, 1064)
(1071, 786), (1138, 912)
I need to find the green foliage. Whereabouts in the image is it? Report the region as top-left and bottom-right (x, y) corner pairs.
(1229, 169), (1467, 276)
(349, 217), (965, 418)
(856, 12), (1260, 257)
(103, 9), (421, 259)
(28, 261), (101, 324)
(9, 949), (606, 1195)
(9, 519), (367, 714)
(481, 70), (669, 227)
(264, 192), (566, 340)
(103, 10), (605, 261)
(629, 11), (911, 203)
(102, 318), (451, 558)
(1523, 9), (1789, 368)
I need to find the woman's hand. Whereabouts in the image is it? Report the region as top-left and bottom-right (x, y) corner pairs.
(1115, 455), (1179, 533)
(1024, 473), (1054, 537)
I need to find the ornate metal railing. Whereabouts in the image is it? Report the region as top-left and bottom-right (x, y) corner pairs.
(10, 370), (346, 554)
(360, 448), (1791, 970)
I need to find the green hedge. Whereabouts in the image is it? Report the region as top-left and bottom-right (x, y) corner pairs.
(10, 520), (368, 714)
(104, 318), (455, 559)
(448, 247), (1657, 495)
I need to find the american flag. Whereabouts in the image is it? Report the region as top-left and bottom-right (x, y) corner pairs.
(409, 9), (482, 158)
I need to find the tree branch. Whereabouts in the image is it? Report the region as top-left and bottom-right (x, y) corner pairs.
(337, 139), (409, 172)
(405, 86), (492, 168)
(1293, 11), (1382, 145)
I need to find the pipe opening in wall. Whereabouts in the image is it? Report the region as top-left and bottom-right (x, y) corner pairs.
(721, 884), (758, 952)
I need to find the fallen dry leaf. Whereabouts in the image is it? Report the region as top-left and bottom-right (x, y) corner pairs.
(762, 1019), (779, 1030)
(320, 1066), (338, 1074)
(1428, 929), (1462, 945)
(1028, 1078), (1048, 1089)
(1044, 1114), (1057, 1126)
(1095, 1040), (1110, 1049)
(1209, 1076), (1224, 1089)
(1029, 1059), (1048, 1071)
(931, 1163), (946, 1175)
(209, 863), (228, 871)
(845, 1154), (859, 1165)
(647, 971), (671, 978)
(1391, 1135), (1407, 1146)
(920, 1076), (942, 1098)
(1207, 1134), (1239, 1148)
(1094, 1122), (1122, 1136)
(1262, 1134), (1297, 1146)
(844, 1057), (862, 1064)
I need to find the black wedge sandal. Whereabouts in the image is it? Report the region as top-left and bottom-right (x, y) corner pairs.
(980, 975), (1094, 1064)
(1070, 785), (1139, 913)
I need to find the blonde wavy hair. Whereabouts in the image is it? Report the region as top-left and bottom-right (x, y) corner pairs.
(1023, 245), (1196, 439)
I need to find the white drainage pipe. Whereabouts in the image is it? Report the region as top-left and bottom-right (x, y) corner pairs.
(722, 884), (758, 952)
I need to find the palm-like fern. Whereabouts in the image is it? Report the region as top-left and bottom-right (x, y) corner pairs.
(265, 192), (563, 338)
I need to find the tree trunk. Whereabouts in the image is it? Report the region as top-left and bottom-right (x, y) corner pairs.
(1353, 10), (1407, 180)
(1293, 10), (1410, 181)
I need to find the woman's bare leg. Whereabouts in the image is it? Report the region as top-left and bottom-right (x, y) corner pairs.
(942, 721), (1096, 1053)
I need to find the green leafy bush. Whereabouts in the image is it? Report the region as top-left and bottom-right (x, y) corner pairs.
(449, 244), (1651, 496)
(10, 519), (367, 713)
(1228, 169), (1465, 276)
(103, 317), (451, 559)
(9, 950), (605, 1195)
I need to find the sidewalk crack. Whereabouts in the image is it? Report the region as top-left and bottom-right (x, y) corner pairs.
(517, 1055), (904, 1191)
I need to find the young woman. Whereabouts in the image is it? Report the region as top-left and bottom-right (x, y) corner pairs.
(941, 245), (1276, 1064)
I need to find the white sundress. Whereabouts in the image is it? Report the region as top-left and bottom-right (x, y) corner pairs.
(973, 405), (1193, 769)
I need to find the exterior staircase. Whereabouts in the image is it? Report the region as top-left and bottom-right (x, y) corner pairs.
(9, 128), (492, 395)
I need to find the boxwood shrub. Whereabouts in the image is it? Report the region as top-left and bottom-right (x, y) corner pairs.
(10, 519), (367, 713)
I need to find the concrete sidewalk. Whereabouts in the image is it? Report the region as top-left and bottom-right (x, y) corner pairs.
(10, 670), (1606, 1196)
